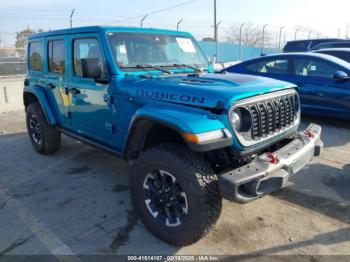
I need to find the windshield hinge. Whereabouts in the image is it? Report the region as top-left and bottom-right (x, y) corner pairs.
(104, 94), (114, 106)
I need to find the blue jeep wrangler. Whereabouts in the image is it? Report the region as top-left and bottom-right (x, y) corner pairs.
(24, 26), (323, 246)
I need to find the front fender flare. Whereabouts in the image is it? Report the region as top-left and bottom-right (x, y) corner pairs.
(123, 104), (231, 158)
(132, 104), (225, 133)
(23, 85), (57, 125)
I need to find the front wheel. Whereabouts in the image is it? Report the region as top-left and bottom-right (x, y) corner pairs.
(129, 143), (222, 246)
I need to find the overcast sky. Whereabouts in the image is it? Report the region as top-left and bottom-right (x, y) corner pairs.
(1, 0), (349, 46)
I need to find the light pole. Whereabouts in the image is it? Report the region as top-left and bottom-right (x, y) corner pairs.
(337, 27), (342, 38)
(214, 0), (217, 42)
(70, 9), (75, 28)
(140, 15), (148, 28)
(261, 24), (268, 55)
(308, 30), (313, 39)
(278, 26), (284, 51)
(215, 20), (222, 62)
(176, 18), (183, 31)
(239, 23), (245, 61)
(275, 31), (278, 49)
(294, 28), (299, 40)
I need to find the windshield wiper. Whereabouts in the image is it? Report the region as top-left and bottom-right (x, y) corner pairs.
(171, 63), (203, 72)
(134, 64), (172, 75)
(120, 64), (172, 75)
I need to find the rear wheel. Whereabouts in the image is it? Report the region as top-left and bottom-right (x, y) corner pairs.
(26, 102), (61, 154)
(130, 143), (222, 246)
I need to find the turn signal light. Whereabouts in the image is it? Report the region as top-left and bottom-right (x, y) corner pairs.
(182, 129), (226, 144)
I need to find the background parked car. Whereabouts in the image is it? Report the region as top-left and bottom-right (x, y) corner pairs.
(310, 40), (350, 51)
(313, 48), (350, 63)
(222, 53), (350, 120)
(283, 39), (343, 52)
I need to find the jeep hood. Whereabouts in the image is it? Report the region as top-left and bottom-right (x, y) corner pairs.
(119, 73), (296, 109)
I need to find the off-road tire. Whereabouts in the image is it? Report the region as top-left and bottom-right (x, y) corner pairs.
(129, 143), (222, 246)
(26, 102), (61, 154)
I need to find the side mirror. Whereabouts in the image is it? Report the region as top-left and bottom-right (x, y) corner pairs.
(81, 58), (102, 79)
(333, 70), (350, 81)
(94, 77), (110, 85)
(81, 58), (109, 84)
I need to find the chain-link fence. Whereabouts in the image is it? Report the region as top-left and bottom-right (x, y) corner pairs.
(0, 48), (26, 77)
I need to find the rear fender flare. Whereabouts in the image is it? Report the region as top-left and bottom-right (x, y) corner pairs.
(23, 85), (57, 125)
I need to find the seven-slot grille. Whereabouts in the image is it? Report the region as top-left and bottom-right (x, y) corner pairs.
(244, 93), (298, 140)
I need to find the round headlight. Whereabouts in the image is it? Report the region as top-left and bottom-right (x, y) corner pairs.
(230, 111), (242, 130)
(230, 108), (252, 133)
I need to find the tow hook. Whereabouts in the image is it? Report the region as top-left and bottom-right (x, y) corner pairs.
(259, 152), (279, 164)
(304, 129), (315, 138)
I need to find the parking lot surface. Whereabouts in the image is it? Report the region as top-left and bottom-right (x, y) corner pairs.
(0, 111), (349, 257)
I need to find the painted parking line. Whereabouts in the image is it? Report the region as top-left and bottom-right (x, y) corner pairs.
(0, 187), (80, 262)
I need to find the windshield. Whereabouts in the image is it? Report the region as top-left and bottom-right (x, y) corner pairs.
(107, 32), (208, 72)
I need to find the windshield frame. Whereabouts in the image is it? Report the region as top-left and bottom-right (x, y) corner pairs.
(106, 31), (209, 74)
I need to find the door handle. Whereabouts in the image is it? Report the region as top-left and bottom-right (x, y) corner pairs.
(68, 87), (81, 95)
(296, 82), (304, 87)
(47, 83), (56, 89)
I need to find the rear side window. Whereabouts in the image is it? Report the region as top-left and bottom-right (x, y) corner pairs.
(29, 41), (43, 71)
(332, 43), (350, 48)
(48, 40), (65, 74)
(246, 59), (288, 74)
(293, 58), (339, 78)
(73, 38), (105, 78)
(318, 51), (350, 63)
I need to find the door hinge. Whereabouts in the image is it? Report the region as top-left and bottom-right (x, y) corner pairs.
(104, 122), (115, 134)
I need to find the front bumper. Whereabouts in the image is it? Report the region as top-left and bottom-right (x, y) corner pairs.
(218, 123), (323, 203)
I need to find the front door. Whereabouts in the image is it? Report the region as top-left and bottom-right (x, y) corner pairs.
(292, 57), (350, 117)
(66, 34), (116, 146)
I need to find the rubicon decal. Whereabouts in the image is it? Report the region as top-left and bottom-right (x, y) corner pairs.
(136, 90), (205, 104)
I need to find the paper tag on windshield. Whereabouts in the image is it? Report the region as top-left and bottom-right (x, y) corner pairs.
(176, 37), (196, 53)
(119, 45), (127, 54)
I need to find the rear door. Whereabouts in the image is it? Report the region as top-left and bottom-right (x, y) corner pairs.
(291, 57), (350, 117)
(44, 36), (71, 128)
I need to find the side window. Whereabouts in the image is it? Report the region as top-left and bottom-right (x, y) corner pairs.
(294, 58), (339, 78)
(73, 38), (105, 78)
(324, 51), (350, 63)
(48, 40), (65, 74)
(29, 41), (43, 71)
(246, 59), (288, 74)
